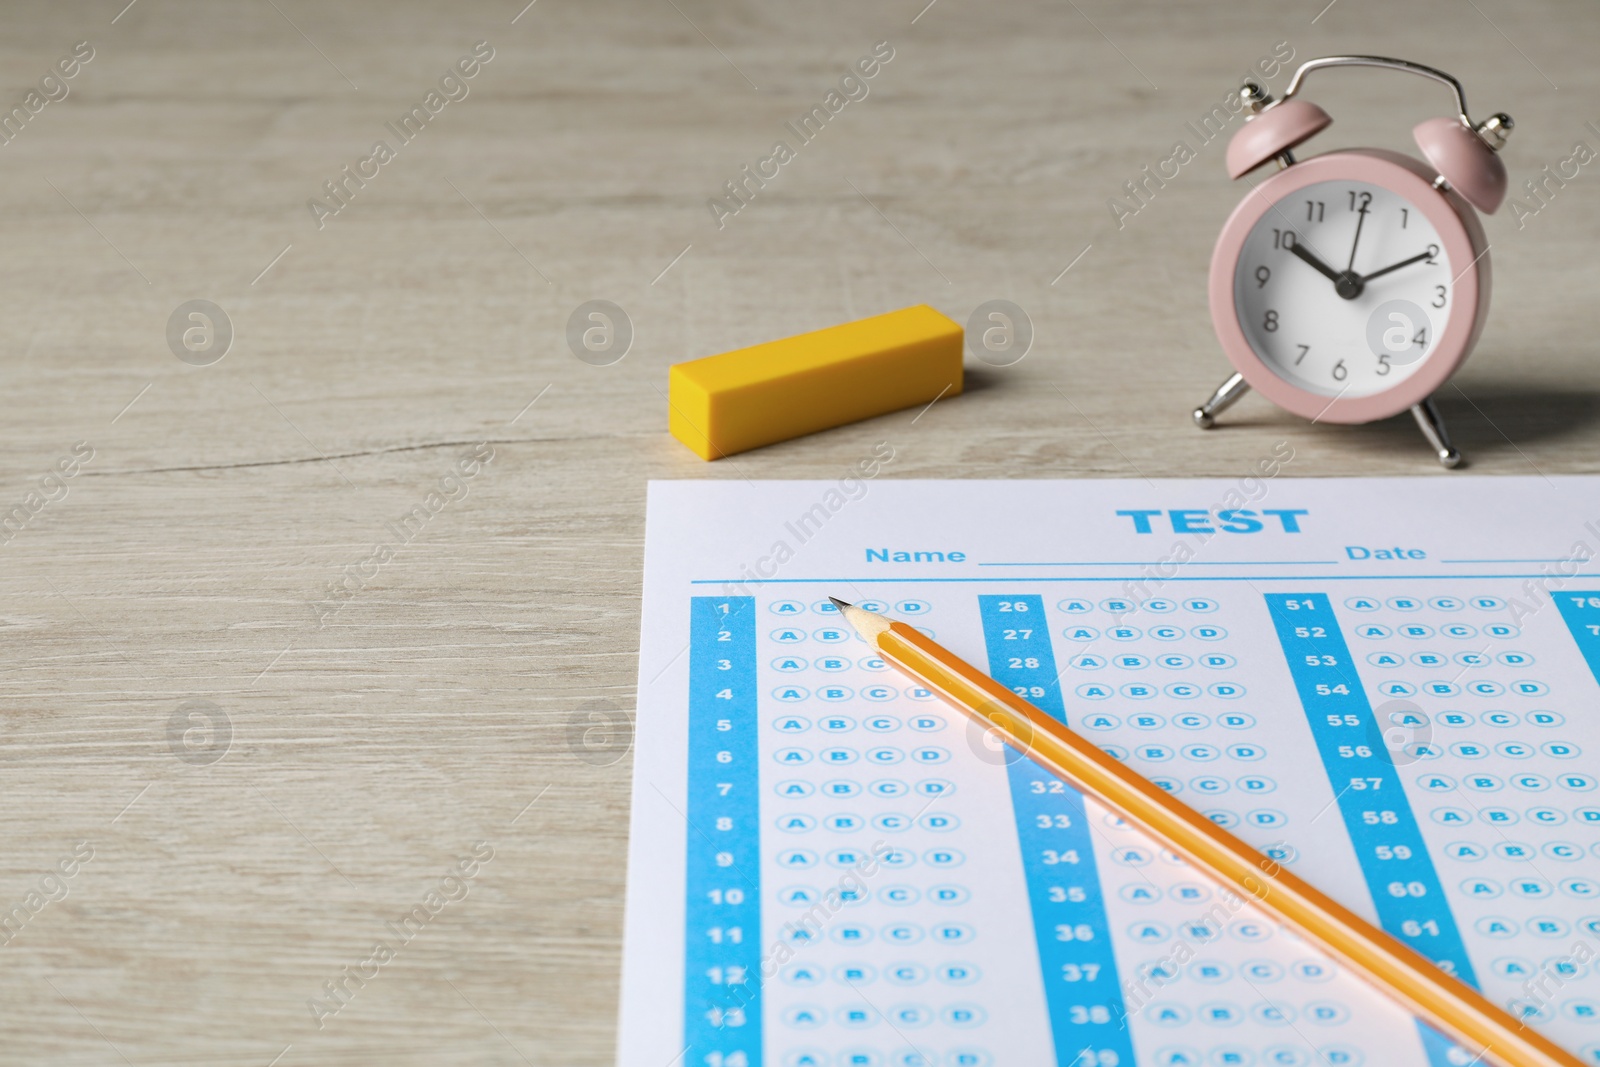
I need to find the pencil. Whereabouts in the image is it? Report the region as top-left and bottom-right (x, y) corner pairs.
(829, 597), (1580, 1067)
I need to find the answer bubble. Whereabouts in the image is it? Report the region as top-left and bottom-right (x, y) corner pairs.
(1374, 698), (1433, 766)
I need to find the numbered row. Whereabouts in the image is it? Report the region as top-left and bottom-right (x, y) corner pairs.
(775, 920), (976, 947)
(1132, 956), (1336, 986)
(1431, 799), (1600, 824)
(1384, 708), (1565, 728)
(1478, 913), (1600, 939)
(1374, 678), (1549, 698)
(780, 1000), (985, 1030)
(772, 655), (890, 673)
(1103, 741), (1266, 762)
(1136, 1045), (1363, 1067)
(1418, 773), (1595, 794)
(1352, 622), (1518, 640)
(1457, 875), (1599, 900)
(769, 627), (932, 645)
(775, 811), (960, 834)
(1343, 595), (1511, 612)
(775, 883), (970, 907)
(774, 746), (953, 768)
(1400, 740), (1580, 761)
(1421, 769), (1596, 792)
(1056, 597), (1219, 614)
(1486, 954), (1591, 983)
(1073, 682), (1246, 700)
(772, 687), (940, 704)
(1366, 649), (1533, 668)
(1078, 712), (1258, 732)
(768, 598), (932, 617)
(780, 1047), (992, 1067)
(1061, 624), (1229, 642)
(1066, 652), (1237, 671)
(1139, 999), (1354, 1028)
(1141, 773), (1279, 795)
(775, 846), (966, 870)
(776, 778), (954, 800)
(1125, 917), (1281, 945)
(779, 960), (979, 987)
(1439, 839), (1591, 864)
(774, 714), (946, 732)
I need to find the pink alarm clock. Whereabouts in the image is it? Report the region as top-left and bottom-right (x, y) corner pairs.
(1193, 56), (1512, 468)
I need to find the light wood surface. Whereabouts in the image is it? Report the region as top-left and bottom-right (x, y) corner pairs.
(2, 1), (1597, 1063)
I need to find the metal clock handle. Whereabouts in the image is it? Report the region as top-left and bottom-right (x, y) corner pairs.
(1279, 55), (1510, 146)
(1282, 56), (1471, 126)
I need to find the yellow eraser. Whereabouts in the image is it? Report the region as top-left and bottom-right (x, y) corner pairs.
(668, 305), (963, 460)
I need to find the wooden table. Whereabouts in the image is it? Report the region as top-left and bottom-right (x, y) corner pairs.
(3, 1), (1596, 1062)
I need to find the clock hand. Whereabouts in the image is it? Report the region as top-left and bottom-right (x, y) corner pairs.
(1346, 206), (1368, 271)
(1360, 249), (1433, 283)
(1287, 241), (1342, 285)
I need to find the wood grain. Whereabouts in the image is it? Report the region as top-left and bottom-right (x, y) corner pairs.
(1, 0), (1597, 1063)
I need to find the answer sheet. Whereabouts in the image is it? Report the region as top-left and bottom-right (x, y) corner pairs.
(619, 477), (1600, 1067)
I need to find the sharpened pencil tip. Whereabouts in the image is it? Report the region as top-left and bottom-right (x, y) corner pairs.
(830, 597), (892, 641)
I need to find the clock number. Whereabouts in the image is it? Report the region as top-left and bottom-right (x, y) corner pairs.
(1255, 266), (1271, 288)
(1399, 207), (1409, 229)
(1294, 344), (1310, 366)
(1271, 228), (1297, 250)
(1376, 353), (1392, 376)
(1262, 310), (1279, 333)
(1347, 190), (1372, 212)
(1305, 200), (1325, 223)
(1425, 243), (1440, 265)
(1331, 359), (1348, 382)
(1431, 285), (1447, 308)
(1413, 326), (1428, 350)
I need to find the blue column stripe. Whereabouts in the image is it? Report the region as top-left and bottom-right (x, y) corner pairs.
(1264, 592), (1477, 1067)
(684, 596), (762, 1065)
(1553, 592), (1600, 688)
(978, 594), (1136, 1067)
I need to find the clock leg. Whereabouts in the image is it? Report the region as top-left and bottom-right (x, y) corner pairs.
(1192, 372), (1249, 429)
(1410, 396), (1463, 469)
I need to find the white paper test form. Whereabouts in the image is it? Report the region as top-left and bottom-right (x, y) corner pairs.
(618, 477), (1600, 1067)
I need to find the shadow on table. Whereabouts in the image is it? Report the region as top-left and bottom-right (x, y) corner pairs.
(961, 366), (1005, 396)
(1374, 380), (1600, 460)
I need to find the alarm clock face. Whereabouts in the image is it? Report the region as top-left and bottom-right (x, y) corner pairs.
(1209, 150), (1489, 424)
(1234, 179), (1450, 398)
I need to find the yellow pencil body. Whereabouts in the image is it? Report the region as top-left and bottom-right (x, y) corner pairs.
(833, 602), (1579, 1067)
